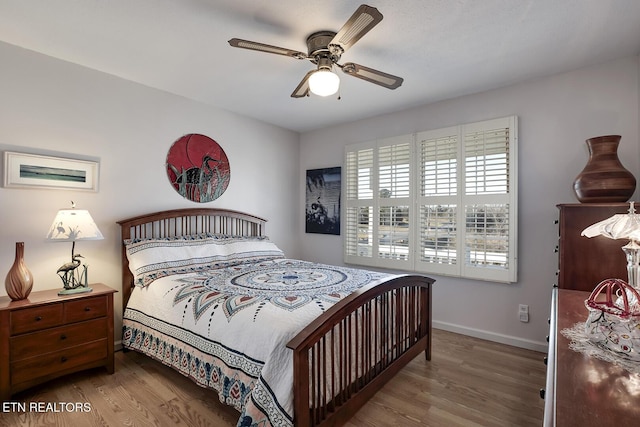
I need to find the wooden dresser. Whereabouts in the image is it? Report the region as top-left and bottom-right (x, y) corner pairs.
(0, 283), (116, 400)
(556, 203), (629, 291)
(546, 203), (640, 425)
(544, 288), (640, 426)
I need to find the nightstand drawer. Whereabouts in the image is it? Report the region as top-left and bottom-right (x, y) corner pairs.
(10, 304), (64, 335)
(11, 339), (107, 385)
(10, 318), (107, 360)
(65, 295), (107, 323)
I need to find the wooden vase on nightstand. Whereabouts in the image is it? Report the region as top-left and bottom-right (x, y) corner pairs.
(573, 135), (636, 203)
(4, 242), (33, 301)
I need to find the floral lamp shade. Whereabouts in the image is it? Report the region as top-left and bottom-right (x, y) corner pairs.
(166, 133), (231, 203)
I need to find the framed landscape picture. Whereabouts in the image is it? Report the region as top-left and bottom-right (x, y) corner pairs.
(306, 167), (341, 235)
(3, 151), (99, 191)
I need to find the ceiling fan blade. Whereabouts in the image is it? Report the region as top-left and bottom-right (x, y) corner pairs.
(341, 62), (403, 89)
(330, 4), (383, 52)
(291, 70), (314, 98)
(228, 38), (307, 59)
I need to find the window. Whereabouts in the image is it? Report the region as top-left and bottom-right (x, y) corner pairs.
(344, 116), (517, 282)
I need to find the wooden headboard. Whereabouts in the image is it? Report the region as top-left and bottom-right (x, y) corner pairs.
(117, 208), (267, 307)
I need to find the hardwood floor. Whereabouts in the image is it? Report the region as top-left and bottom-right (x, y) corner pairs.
(0, 329), (546, 426)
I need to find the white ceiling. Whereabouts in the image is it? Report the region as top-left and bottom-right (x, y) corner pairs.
(1, 0), (639, 133)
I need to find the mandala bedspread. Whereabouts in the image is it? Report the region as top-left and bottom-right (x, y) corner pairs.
(122, 258), (393, 427)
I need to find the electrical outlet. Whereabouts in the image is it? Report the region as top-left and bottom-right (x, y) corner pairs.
(518, 304), (529, 323)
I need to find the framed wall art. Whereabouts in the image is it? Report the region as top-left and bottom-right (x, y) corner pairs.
(166, 133), (231, 203)
(306, 166), (341, 235)
(3, 151), (99, 191)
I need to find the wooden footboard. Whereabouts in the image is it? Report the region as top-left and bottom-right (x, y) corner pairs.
(287, 275), (433, 427)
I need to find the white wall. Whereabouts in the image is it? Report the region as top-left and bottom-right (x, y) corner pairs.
(299, 56), (640, 352)
(2, 39), (638, 353)
(0, 41), (300, 335)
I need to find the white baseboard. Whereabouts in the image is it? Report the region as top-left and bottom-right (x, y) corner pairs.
(433, 320), (548, 353)
(115, 340), (123, 351)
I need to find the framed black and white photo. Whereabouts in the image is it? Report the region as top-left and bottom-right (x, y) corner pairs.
(3, 151), (99, 191)
(306, 167), (341, 235)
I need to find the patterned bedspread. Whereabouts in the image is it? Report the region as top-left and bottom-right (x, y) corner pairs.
(122, 258), (393, 427)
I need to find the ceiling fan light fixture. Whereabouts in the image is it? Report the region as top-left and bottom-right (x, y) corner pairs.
(309, 69), (340, 97)
(229, 5), (403, 99)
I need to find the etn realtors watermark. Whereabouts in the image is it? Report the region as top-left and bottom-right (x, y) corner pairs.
(2, 401), (92, 413)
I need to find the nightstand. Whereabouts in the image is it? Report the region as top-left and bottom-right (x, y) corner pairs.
(0, 283), (116, 400)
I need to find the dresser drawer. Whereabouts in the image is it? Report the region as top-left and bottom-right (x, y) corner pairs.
(10, 304), (64, 335)
(11, 339), (107, 385)
(64, 295), (107, 323)
(10, 318), (107, 360)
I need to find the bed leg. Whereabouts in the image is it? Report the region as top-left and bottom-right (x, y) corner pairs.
(425, 339), (431, 361)
(424, 284), (432, 361)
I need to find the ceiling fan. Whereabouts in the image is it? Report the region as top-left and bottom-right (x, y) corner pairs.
(228, 4), (403, 98)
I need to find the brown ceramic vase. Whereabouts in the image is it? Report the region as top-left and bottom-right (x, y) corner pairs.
(573, 135), (636, 203)
(4, 242), (34, 301)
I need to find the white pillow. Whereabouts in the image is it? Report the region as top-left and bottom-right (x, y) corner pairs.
(124, 234), (284, 287)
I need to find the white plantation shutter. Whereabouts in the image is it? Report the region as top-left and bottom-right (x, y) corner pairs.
(379, 142), (411, 199)
(465, 204), (510, 269)
(415, 127), (459, 276)
(345, 148), (374, 200)
(420, 131), (458, 197)
(377, 136), (412, 268)
(465, 126), (510, 195)
(344, 116), (517, 282)
(345, 146), (374, 260)
(344, 136), (412, 268)
(419, 204), (458, 275)
(460, 118), (516, 281)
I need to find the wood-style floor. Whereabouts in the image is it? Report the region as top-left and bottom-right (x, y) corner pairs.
(1, 329), (546, 427)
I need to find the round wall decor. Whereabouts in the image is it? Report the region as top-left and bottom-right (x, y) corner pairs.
(166, 133), (230, 203)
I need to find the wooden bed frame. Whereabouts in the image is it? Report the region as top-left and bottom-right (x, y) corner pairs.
(118, 208), (433, 427)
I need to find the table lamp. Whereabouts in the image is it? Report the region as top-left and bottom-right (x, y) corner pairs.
(46, 202), (104, 295)
(581, 201), (640, 289)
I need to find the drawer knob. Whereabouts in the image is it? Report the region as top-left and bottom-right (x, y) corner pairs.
(60, 334), (67, 340)
(35, 316), (42, 321)
(84, 307), (91, 312)
(543, 356), (548, 365)
(61, 356), (68, 363)
(540, 389), (545, 399)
